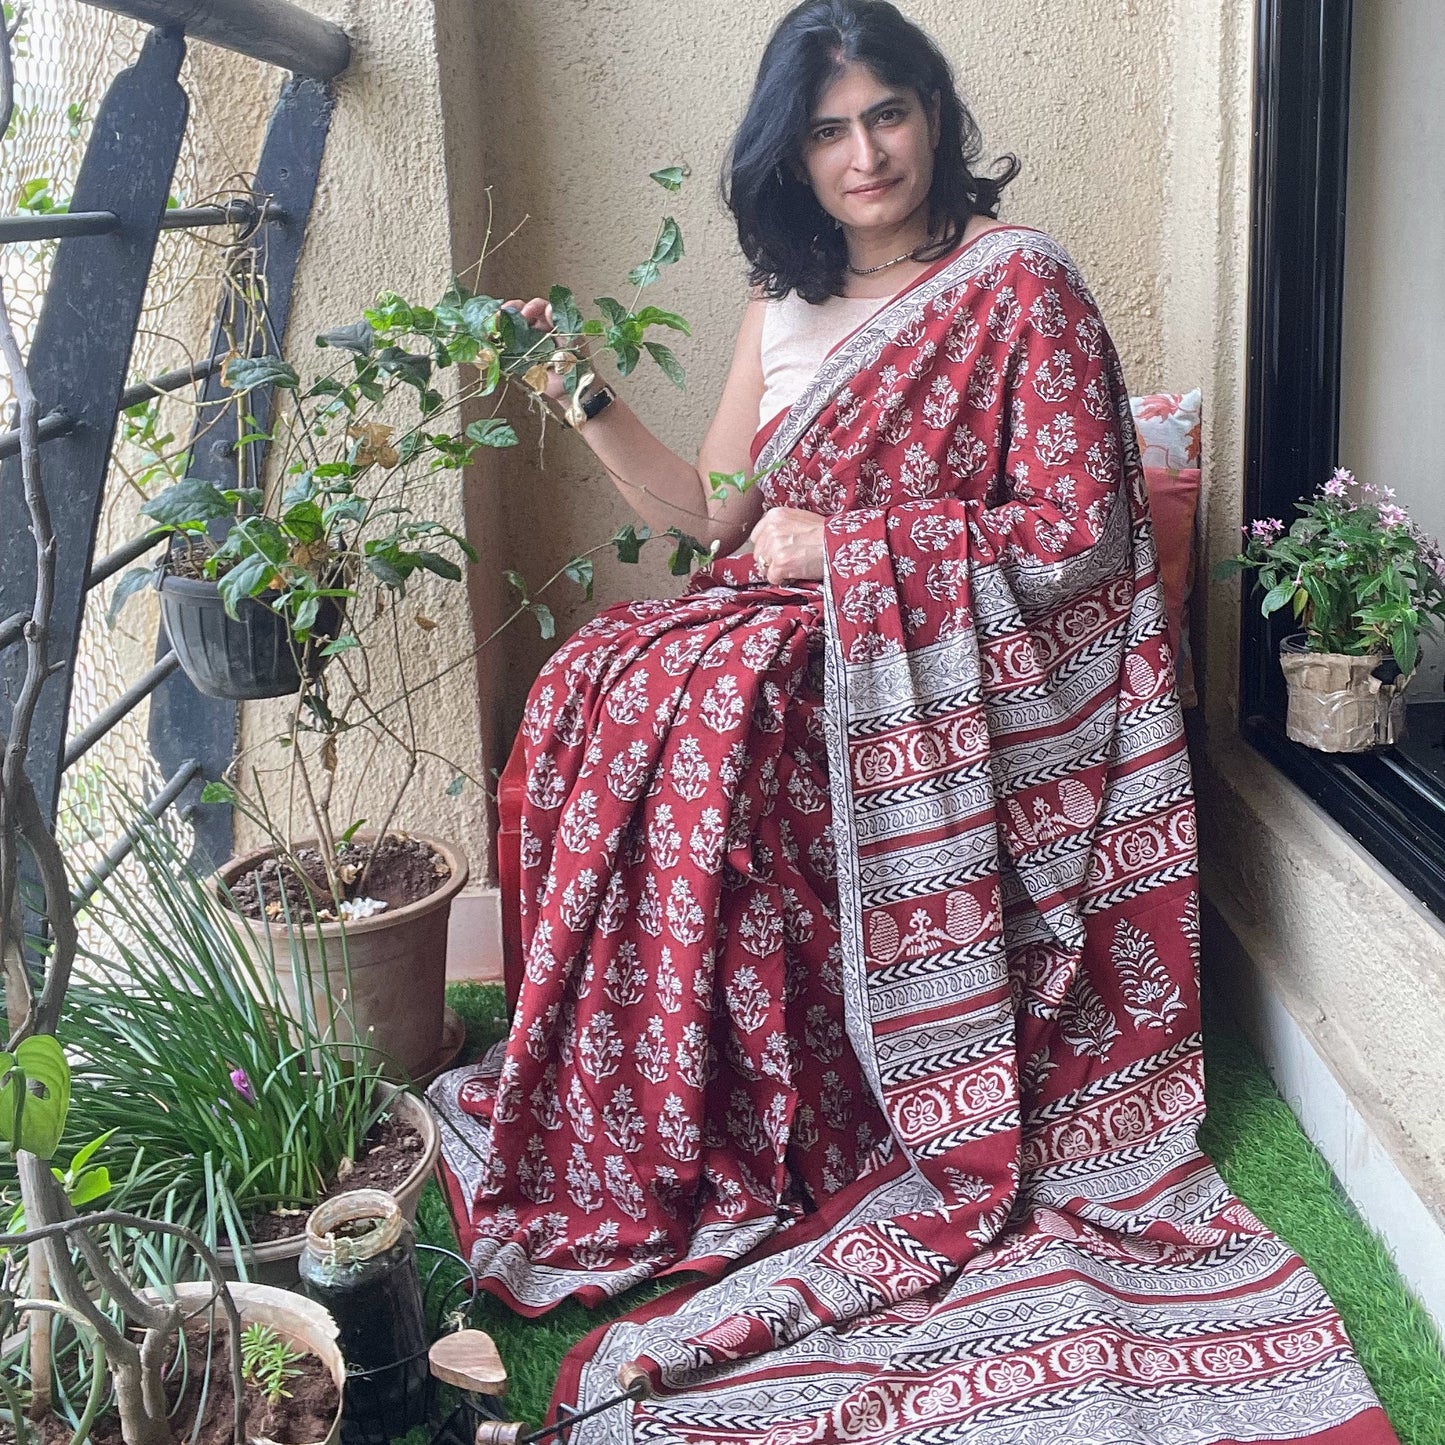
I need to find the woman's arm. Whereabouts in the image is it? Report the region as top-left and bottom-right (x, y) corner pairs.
(512, 296), (770, 557)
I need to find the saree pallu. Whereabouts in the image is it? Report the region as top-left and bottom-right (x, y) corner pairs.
(432, 228), (1397, 1443)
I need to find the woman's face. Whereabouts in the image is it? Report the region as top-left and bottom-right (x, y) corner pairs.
(798, 60), (939, 238)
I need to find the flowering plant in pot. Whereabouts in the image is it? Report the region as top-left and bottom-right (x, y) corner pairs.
(1215, 467), (1445, 751)
(109, 172), (705, 1080)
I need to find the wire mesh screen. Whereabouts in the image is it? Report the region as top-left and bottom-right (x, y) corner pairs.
(1, 1), (279, 885)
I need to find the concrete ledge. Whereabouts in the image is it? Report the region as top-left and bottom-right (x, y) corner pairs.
(1204, 893), (1445, 1338)
(446, 886), (504, 985)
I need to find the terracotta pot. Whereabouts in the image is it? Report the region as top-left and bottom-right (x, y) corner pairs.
(216, 833), (468, 1080)
(159, 1280), (345, 1445)
(1279, 633), (1414, 752)
(216, 1085), (439, 1289)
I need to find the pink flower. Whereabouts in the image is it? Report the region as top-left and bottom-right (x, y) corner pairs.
(1379, 504), (1408, 529)
(229, 1067), (255, 1105)
(1323, 473), (1349, 498)
(1249, 518), (1284, 544)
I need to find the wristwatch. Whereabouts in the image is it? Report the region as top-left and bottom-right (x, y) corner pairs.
(568, 379), (616, 429)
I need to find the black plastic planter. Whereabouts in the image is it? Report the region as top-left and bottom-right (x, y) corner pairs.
(158, 571), (344, 700)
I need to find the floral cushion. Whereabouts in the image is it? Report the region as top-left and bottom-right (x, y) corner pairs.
(1131, 388), (1202, 470)
(1130, 392), (1203, 708)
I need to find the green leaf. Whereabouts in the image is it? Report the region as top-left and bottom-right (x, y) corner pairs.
(200, 780), (238, 804)
(375, 346), (433, 390)
(564, 556), (594, 599)
(412, 550), (462, 582)
(633, 306), (691, 336)
(67, 1129), (116, 1177)
(315, 320), (375, 355)
(365, 552), (407, 590)
(627, 217), (684, 288)
(338, 817), (368, 846)
(665, 527), (708, 576)
(708, 470), (749, 500)
(224, 355), (299, 392)
(0, 1037), (71, 1160)
(612, 524), (651, 565)
(594, 297), (629, 328)
(504, 569), (531, 602)
(644, 341), (686, 389)
(445, 775), (465, 798)
(549, 285), (585, 336)
(216, 554), (277, 617)
(1261, 580), (1296, 617)
(1393, 625), (1418, 673)
(319, 634), (360, 657)
(282, 499), (326, 545)
(106, 564), (158, 628)
(141, 477), (235, 527)
(465, 418), (519, 449)
(531, 603), (556, 639)
(461, 295), (502, 340)
(650, 165), (686, 192)
(65, 1165), (111, 1208)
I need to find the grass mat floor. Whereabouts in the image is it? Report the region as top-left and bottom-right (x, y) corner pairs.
(427, 982), (1445, 1440)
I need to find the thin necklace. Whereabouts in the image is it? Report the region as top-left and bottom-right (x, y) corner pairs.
(846, 240), (927, 276)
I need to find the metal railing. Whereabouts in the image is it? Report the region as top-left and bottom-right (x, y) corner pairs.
(0, 0), (347, 886)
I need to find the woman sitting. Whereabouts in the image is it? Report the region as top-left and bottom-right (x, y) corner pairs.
(430, 3), (1396, 1440)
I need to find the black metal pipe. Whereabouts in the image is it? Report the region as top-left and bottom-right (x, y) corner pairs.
(117, 353), (224, 412)
(71, 757), (202, 903)
(159, 198), (274, 231)
(86, 530), (166, 591)
(0, 409), (73, 461)
(0, 210), (119, 244)
(75, 0), (351, 79)
(63, 653), (182, 769)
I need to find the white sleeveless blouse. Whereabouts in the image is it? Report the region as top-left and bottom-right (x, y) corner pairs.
(758, 290), (885, 430)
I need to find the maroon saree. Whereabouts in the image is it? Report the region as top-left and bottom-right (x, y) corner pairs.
(431, 228), (1396, 1443)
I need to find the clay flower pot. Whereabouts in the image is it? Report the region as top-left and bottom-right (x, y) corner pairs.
(1279, 633), (1414, 752)
(216, 833), (468, 1081)
(158, 1280), (345, 1445)
(216, 1085), (440, 1288)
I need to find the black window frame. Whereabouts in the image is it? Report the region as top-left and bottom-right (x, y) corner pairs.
(1243, 0), (1445, 918)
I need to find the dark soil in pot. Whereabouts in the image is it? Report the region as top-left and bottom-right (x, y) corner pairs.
(18, 1319), (339, 1445)
(239, 1108), (425, 1247)
(229, 835), (450, 924)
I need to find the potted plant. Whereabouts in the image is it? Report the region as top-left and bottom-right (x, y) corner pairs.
(22, 816), (442, 1288)
(1217, 468), (1445, 751)
(108, 170), (709, 1080)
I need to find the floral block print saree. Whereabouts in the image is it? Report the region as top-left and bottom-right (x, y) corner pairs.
(430, 228), (1397, 1443)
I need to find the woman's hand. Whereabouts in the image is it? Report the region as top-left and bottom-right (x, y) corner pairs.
(750, 507), (826, 584)
(506, 297), (590, 403)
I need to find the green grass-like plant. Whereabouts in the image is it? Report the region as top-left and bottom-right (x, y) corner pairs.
(240, 1322), (304, 1408)
(37, 816), (389, 1271)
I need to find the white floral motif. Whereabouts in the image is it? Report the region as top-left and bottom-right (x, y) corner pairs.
(700, 675), (746, 734)
(804, 1002), (845, 1062)
(565, 1073), (595, 1141)
(656, 946), (683, 1013)
(596, 869), (630, 935)
(605, 668), (651, 725)
(1034, 412), (1079, 467)
(726, 963), (773, 1032)
(665, 877), (707, 946)
(760, 1031), (795, 1083)
(565, 1143), (603, 1212)
(517, 1137), (555, 1203)
(606, 740), (651, 801)
(675, 1022), (713, 1088)
(570, 1220), (620, 1269)
(740, 626), (783, 671)
(658, 1094), (701, 1161)
(944, 310), (980, 362)
(603, 1156), (649, 1221)
(900, 442), (940, 499)
(634, 1016), (670, 1084)
(987, 285), (1022, 341)
(925, 558), (969, 602)
(965, 355), (1000, 411)
(558, 790), (600, 854)
(688, 807), (726, 873)
(1112, 918), (1185, 1030)
(840, 580), (896, 625)
(1029, 288), (1069, 337)
(636, 873), (663, 937)
(577, 1011), (624, 1081)
(1059, 975), (1121, 1059)
(526, 753), (567, 810)
(603, 940), (647, 1007)
(559, 868), (600, 933)
(736, 896), (784, 960)
(646, 804), (682, 869)
(669, 735), (710, 801)
(1033, 348), (1078, 403)
(603, 1084), (646, 1153)
(910, 513), (966, 552)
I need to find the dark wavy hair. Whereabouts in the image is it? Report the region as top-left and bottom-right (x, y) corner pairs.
(725, 0), (1019, 303)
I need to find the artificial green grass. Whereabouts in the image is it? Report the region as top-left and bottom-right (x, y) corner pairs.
(431, 983), (1445, 1440)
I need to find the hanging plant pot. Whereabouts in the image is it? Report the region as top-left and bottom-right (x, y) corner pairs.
(159, 570), (345, 701)
(1278, 633), (1413, 752)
